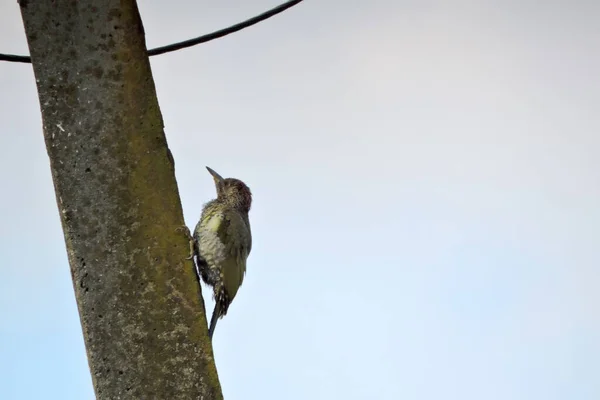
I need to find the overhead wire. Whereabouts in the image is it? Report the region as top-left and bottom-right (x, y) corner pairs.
(0, 0), (304, 64)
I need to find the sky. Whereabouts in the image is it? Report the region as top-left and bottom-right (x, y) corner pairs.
(1, 1), (599, 399)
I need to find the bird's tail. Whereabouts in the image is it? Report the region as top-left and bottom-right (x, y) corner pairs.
(208, 302), (221, 340)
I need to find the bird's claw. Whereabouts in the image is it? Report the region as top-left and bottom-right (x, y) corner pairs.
(176, 225), (195, 260)
(176, 225), (192, 238)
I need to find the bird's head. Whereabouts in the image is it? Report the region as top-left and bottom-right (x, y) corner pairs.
(206, 166), (252, 212)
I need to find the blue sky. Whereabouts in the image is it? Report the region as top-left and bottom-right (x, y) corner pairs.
(1, 1), (599, 399)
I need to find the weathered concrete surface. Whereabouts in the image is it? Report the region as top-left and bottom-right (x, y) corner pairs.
(19, 1), (222, 398)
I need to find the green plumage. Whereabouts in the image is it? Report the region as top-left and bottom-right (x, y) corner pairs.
(192, 167), (252, 339)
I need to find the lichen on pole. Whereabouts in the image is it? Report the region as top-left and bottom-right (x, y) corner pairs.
(18, 0), (222, 398)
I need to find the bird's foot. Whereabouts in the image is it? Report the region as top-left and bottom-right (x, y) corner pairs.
(176, 225), (195, 260)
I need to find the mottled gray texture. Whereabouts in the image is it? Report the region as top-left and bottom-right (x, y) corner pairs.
(18, 0), (222, 398)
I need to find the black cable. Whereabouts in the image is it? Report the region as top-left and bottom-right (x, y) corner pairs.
(0, 0), (304, 64)
(0, 53), (29, 63)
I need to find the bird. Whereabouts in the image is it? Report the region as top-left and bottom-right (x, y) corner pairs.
(191, 166), (252, 339)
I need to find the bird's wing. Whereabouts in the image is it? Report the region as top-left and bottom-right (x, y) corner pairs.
(242, 213), (252, 255)
(205, 210), (251, 303)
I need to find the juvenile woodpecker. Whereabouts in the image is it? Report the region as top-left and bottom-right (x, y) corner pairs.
(193, 167), (252, 339)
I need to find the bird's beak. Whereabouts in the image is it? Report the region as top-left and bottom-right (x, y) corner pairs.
(206, 166), (224, 184)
